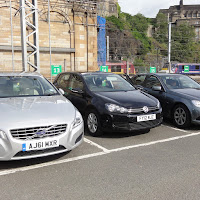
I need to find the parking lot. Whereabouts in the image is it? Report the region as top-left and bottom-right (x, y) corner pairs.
(1, 120), (200, 200)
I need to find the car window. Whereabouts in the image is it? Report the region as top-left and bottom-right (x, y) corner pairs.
(145, 76), (161, 89)
(161, 75), (200, 89)
(133, 75), (146, 85)
(162, 76), (180, 89)
(58, 74), (70, 88)
(0, 76), (59, 97)
(178, 76), (198, 88)
(83, 74), (135, 92)
(69, 74), (84, 90)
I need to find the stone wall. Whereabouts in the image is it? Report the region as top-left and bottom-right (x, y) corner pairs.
(0, 1), (98, 78)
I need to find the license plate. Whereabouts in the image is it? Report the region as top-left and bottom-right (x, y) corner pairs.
(137, 114), (156, 122)
(22, 138), (59, 152)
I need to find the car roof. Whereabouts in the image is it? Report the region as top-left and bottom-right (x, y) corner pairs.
(0, 72), (43, 77)
(58, 72), (117, 76)
(136, 73), (185, 77)
(81, 72), (115, 76)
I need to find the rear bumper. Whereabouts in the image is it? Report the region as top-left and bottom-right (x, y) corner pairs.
(100, 109), (163, 132)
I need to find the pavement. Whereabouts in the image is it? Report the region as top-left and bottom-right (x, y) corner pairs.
(1, 120), (200, 200)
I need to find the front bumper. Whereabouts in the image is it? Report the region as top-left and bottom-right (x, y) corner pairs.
(0, 122), (84, 161)
(191, 106), (200, 125)
(100, 109), (163, 132)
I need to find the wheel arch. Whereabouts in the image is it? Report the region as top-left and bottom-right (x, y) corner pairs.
(85, 105), (100, 117)
(171, 102), (191, 119)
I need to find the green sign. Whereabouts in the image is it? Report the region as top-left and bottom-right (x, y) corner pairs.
(184, 65), (190, 73)
(51, 65), (62, 76)
(100, 66), (108, 72)
(150, 67), (156, 73)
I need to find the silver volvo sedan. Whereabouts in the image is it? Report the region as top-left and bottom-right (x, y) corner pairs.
(0, 72), (84, 160)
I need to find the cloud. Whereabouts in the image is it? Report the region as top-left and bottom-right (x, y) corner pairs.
(118, 0), (200, 18)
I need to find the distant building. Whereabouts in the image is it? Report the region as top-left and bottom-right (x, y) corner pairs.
(159, 0), (200, 40)
(97, 0), (118, 18)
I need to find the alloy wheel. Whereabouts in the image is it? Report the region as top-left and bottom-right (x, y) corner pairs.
(87, 113), (98, 133)
(174, 107), (187, 126)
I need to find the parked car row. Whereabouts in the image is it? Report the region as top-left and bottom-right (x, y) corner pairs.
(1, 71), (199, 161)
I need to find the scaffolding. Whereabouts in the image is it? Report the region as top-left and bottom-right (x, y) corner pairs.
(20, 0), (40, 72)
(97, 16), (106, 67)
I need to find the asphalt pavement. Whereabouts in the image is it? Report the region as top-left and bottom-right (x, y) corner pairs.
(1, 121), (200, 200)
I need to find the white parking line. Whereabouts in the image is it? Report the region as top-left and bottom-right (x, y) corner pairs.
(0, 152), (106, 176)
(84, 138), (109, 153)
(161, 124), (189, 133)
(109, 131), (200, 153)
(1, 131), (200, 177)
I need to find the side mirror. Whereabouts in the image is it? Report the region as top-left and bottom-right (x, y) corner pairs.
(58, 88), (65, 95)
(152, 86), (162, 92)
(71, 88), (84, 94)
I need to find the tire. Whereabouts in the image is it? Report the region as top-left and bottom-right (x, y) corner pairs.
(173, 104), (191, 128)
(86, 109), (103, 137)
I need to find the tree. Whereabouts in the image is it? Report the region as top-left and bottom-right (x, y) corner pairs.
(171, 23), (196, 62)
(153, 13), (168, 44)
(106, 20), (140, 60)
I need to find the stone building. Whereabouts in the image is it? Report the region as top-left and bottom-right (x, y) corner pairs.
(159, 0), (200, 40)
(97, 0), (118, 18)
(0, 0), (98, 78)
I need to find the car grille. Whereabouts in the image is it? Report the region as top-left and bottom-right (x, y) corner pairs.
(129, 118), (162, 130)
(127, 106), (159, 114)
(10, 124), (67, 141)
(114, 118), (163, 131)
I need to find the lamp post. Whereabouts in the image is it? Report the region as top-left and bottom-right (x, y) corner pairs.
(168, 21), (172, 73)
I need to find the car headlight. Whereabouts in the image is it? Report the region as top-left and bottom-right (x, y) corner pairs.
(105, 103), (128, 114)
(192, 100), (200, 108)
(73, 110), (83, 129)
(0, 130), (7, 140)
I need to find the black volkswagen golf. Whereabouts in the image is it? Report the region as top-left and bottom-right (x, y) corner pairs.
(54, 72), (162, 136)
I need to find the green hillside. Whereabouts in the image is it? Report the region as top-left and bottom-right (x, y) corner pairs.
(106, 5), (200, 67)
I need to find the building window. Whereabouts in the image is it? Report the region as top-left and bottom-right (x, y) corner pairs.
(188, 13), (192, 17)
(198, 13), (200, 17)
(193, 13), (197, 18)
(111, 66), (121, 72)
(109, 4), (116, 13)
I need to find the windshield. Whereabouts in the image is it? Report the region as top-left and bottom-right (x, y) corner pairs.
(83, 74), (135, 92)
(0, 76), (59, 98)
(161, 75), (200, 90)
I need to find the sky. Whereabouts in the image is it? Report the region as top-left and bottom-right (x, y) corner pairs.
(118, 0), (200, 18)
